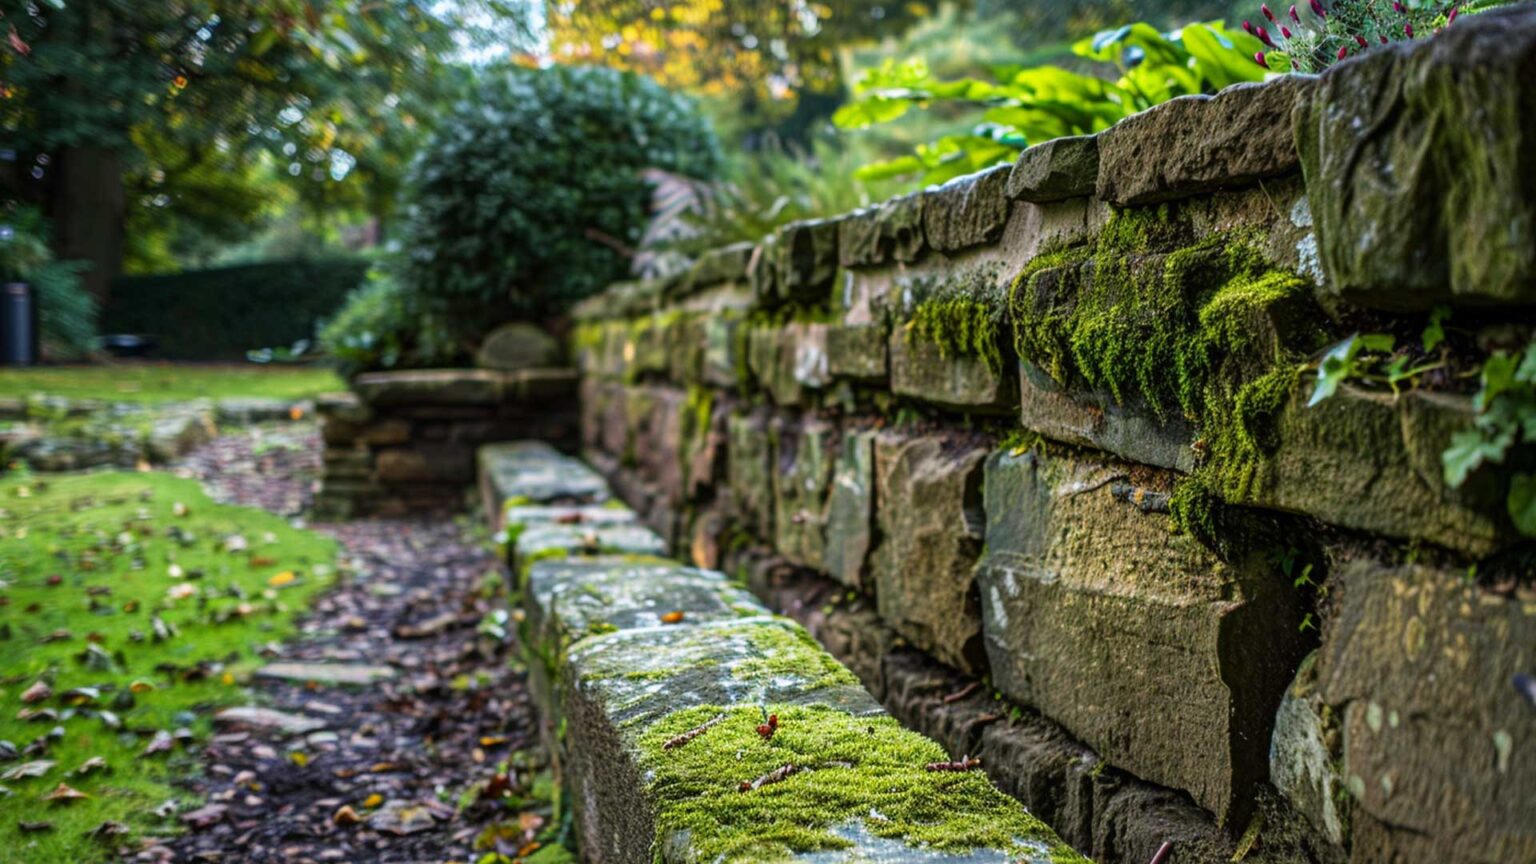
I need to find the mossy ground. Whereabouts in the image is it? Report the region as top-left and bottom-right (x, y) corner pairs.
(637, 704), (1089, 863)
(0, 365), (343, 405)
(0, 470), (336, 863)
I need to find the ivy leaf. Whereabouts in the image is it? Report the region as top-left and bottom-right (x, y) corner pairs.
(1509, 473), (1536, 538)
(1421, 306), (1449, 352)
(1477, 352), (1520, 412)
(1308, 334), (1362, 406)
(1442, 426), (1515, 488)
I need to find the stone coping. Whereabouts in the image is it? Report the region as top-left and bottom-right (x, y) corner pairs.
(491, 442), (1089, 864)
(351, 367), (577, 406)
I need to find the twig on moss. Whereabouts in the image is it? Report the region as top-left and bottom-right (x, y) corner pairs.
(662, 713), (725, 750)
(924, 754), (982, 772)
(1148, 840), (1173, 864)
(739, 763), (799, 792)
(942, 682), (981, 704)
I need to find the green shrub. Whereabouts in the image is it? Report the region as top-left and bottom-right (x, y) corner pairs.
(400, 65), (720, 327)
(106, 258), (368, 360)
(318, 271), (462, 378)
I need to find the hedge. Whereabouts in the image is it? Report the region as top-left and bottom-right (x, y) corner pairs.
(106, 258), (369, 360)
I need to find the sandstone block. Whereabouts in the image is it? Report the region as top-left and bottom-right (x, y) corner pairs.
(923, 164), (1011, 253)
(825, 322), (888, 383)
(823, 429), (877, 593)
(891, 329), (1015, 413)
(838, 192), (926, 267)
(1006, 135), (1099, 203)
(871, 432), (989, 674)
(976, 448), (1305, 824)
(771, 418), (836, 571)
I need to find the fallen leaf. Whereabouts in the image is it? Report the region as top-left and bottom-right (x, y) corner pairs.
(129, 679), (157, 694)
(17, 821), (52, 832)
(74, 756), (108, 776)
(363, 793), (383, 808)
(167, 583), (197, 600)
(141, 730), (174, 756)
(42, 782), (89, 804)
(660, 610), (685, 624)
(0, 760), (53, 781)
(267, 570), (296, 587)
(333, 804), (361, 826)
(20, 681), (52, 704)
(289, 751), (308, 768)
(179, 802), (227, 828)
(90, 820), (129, 841)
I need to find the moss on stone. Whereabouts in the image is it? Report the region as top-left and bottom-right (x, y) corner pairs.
(903, 266), (1008, 373)
(1009, 206), (1328, 533)
(636, 704), (1089, 863)
(730, 622), (860, 691)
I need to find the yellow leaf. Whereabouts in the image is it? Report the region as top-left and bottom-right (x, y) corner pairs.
(363, 793), (383, 808)
(268, 571), (296, 587)
(290, 751), (309, 768)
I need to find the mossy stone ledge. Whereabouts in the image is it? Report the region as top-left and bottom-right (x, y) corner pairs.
(497, 444), (1091, 864)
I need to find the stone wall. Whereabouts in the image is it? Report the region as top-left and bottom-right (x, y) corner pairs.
(567, 10), (1536, 863)
(313, 368), (578, 518)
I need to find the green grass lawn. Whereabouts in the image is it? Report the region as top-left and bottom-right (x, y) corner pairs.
(0, 470), (338, 863)
(0, 364), (344, 404)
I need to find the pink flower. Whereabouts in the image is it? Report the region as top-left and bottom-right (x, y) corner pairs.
(1392, 1), (1404, 12)
(1256, 25), (1277, 47)
(1261, 3), (1276, 21)
(1337, 45), (1348, 60)
(1289, 4), (1300, 22)
(1448, 6), (1459, 22)
(1404, 21), (1414, 36)
(1310, 0), (1327, 18)
(1379, 33), (1389, 43)
(1355, 34), (1368, 47)
(1281, 25), (1293, 38)
(1243, 19), (1255, 34)
(1254, 50), (1269, 67)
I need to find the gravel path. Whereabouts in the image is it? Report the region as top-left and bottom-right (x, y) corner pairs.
(148, 425), (551, 864)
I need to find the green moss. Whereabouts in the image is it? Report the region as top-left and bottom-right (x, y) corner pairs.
(636, 705), (1088, 863)
(729, 623), (859, 691)
(677, 385), (714, 488)
(1009, 207), (1329, 533)
(903, 266), (1008, 372)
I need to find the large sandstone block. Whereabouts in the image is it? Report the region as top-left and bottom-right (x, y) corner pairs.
(1017, 361), (1197, 473)
(726, 410), (775, 540)
(976, 449), (1305, 825)
(891, 330), (1016, 413)
(839, 193), (926, 267)
(822, 429), (877, 593)
(1007, 135), (1099, 203)
(747, 324), (831, 406)
(478, 441), (610, 512)
(1313, 560), (1536, 863)
(1097, 75), (1314, 206)
(923, 165), (1011, 253)
(871, 432), (989, 674)
(825, 322), (889, 383)
(1294, 4), (1536, 309)
(771, 418), (836, 571)
(1238, 385), (1516, 558)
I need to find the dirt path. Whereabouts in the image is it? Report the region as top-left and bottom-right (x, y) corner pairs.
(147, 425), (549, 864)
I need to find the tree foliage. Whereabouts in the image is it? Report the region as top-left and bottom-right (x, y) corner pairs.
(834, 20), (1267, 185)
(0, 0), (525, 272)
(397, 64), (720, 325)
(542, 0), (927, 129)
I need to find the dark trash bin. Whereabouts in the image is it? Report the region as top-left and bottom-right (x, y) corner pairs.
(0, 281), (34, 366)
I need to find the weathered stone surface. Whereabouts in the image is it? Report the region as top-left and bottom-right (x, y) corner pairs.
(773, 218), (841, 304)
(315, 391), (371, 423)
(1017, 361), (1197, 473)
(771, 418), (836, 570)
(825, 322), (888, 383)
(1240, 385), (1514, 557)
(700, 315), (744, 388)
(214, 397), (308, 426)
(924, 164), (1012, 253)
(255, 663), (396, 686)
(1315, 559), (1536, 862)
(1270, 653), (1346, 846)
(1097, 75), (1315, 206)
(1294, 5), (1536, 309)
(838, 193), (926, 267)
(373, 444), (472, 484)
(977, 449), (1305, 824)
(822, 429), (877, 593)
(510, 523), (667, 574)
(525, 558), (765, 647)
(685, 241), (754, 291)
(475, 322), (561, 371)
(891, 330), (1015, 413)
(747, 323), (828, 406)
(503, 503), (637, 529)
(145, 410), (216, 462)
(353, 369), (504, 405)
(871, 432), (989, 674)
(726, 410), (774, 540)
(1006, 135), (1099, 203)
(478, 441), (610, 509)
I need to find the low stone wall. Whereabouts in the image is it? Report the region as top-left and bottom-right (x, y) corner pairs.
(568, 11), (1536, 864)
(313, 368), (578, 518)
(480, 441), (1087, 863)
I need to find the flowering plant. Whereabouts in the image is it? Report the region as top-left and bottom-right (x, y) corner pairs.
(1243, 0), (1463, 72)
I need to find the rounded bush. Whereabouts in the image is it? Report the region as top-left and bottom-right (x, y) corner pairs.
(400, 65), (720, 322)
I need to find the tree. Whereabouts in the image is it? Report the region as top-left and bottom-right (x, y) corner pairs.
(0, 0), (527, 297)
(541, 0), (927, 138)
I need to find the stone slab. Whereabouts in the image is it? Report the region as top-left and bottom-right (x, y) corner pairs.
(478, 441), (610, 510)
(923, 164), (1012, 253)
(976, 448), (1305, 824)
(214, 706), (329, 736)
(1007, 135), (1099, 203)
(891, 330), (1015, 413)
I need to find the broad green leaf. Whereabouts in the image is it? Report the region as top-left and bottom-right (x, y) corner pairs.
(1442, 426), (1515, 487)
(1181, 23), (1267, 90)
(832, 97), (912, 130)
(1477, 352), (1520, 411)
(1308, 334), (1362, 406)
(1509, 472), (1536, 537)
(852, 156), (926, 182)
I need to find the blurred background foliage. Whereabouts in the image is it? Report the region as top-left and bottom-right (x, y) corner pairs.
(2, 0), (1360, 372)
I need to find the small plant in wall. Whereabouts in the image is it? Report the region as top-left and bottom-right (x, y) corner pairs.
(1441, 342), (1536, 536)
(1244, 0), (1501, 72)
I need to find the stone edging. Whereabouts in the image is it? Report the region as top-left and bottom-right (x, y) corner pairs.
(479, 441), (1089, 863)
